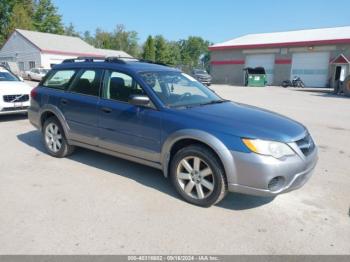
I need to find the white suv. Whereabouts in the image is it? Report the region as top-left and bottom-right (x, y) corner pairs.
(0, 66), (33, 115)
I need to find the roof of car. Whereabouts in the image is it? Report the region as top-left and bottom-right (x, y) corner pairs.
(53, 59), (180, 73)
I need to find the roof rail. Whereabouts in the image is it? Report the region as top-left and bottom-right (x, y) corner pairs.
(61, 56), (171, 67)
(138, 59), (169, 67)
(62, 56), (105, 63)
(105, 56), (138, 64)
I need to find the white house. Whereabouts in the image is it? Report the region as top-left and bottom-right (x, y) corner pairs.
(0, 29), (132, 72)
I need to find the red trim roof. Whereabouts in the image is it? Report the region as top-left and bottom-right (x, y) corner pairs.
(330, 54), (350, 64)
(211, 60), (245, 65)
(209, 39), (350, 51)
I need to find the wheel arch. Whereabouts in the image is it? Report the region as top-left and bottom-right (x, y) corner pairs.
(39, 105), (70, 139)
(161, 129), (237, 184)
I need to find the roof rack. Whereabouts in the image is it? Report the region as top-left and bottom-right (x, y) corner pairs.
(61, 56), (171, 67)
(62, 56), (105, 63)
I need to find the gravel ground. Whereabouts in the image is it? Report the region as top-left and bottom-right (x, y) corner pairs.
(0, 83), (349, 255)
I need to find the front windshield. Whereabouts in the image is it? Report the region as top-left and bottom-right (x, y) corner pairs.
(0, 70), (19, 82)
(139, 71), (222, 108)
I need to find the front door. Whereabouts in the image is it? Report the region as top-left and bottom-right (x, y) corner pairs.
(98, 70), (161, 163)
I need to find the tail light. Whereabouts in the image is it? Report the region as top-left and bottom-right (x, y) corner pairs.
(30, 87), (38, 99)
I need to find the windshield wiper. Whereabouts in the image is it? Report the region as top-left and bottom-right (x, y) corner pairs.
(199, 99), (230, 106)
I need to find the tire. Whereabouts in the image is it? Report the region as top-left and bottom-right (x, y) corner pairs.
(28, 75), (32, 81)
(42, 116), (75, 158)
(343, 76), (350, 97)
(170, 144), (227, 207)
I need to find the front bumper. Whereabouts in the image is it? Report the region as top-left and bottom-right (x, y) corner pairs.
(228, 145), (318, 197)
(0, 101), (30, 115)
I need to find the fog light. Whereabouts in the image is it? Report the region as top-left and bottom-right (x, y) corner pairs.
(268, 176), (286, 192)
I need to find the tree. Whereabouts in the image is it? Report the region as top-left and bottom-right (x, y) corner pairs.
(83, 30), (95, 46)
(167, 41), (181, 66)
(142, 36), (155, 61)
(64, 22), (80, 37)
(0, 0), (33, 45)
(179, 36), (210, 68)
(154, 35), (169, 64)
(111, 25), (139, 57)
(33, 0), (64, 34)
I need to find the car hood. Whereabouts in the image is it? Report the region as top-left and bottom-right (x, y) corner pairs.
(0, 81), (33, 95)
(174, 102), (307, 142)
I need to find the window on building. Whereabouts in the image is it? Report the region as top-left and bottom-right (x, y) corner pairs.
(29, 61), (35, 69)
(43, 70), (77, 90)
(68, 69), (103, 96)
(102, 70), (145, 102)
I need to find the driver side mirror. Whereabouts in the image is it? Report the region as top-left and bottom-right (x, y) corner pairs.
(129, 95), (150, 107)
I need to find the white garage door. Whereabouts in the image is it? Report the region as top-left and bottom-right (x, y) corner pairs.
(291, 52), (330, 87)
(245, 54), (275, 85)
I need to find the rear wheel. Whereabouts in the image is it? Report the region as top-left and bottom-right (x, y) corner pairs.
(43, 117), (75, 158)
(170, 145), (227, 207)
(343, 76), (350, 97)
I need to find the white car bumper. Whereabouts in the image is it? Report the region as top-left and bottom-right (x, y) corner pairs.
(0, 100), (30, 115)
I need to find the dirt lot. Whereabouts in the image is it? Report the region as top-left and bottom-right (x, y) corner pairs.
(0, 84), (349, 254)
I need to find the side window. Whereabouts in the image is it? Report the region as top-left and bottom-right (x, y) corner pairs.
(102, 70), (146, 102)
(43, 70), (77, 90)
(68, 69), (103, 97)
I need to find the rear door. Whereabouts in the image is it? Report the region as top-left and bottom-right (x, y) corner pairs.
(58, 69), (103, 145)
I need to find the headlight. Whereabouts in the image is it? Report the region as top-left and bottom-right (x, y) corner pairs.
(242, 138), (295, 159)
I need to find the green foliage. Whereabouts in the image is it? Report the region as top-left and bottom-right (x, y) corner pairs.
(64, 23), (80, 37)
(0, 0), (34, 44)
(154, 35), (169, 64)
(179, 36), (210, 68)
(142, 36), (155, 61)
(33, 0), (64, 34)
(0, 0), (211, 68)
(92, 25), (139, 57)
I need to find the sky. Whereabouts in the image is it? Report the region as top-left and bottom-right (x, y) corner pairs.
(53, 0), (350, 44)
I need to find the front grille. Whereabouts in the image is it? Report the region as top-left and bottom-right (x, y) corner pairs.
(1, 106), (29, 112)
(3, 94), (29, 103)
(296, 134), (315, 156)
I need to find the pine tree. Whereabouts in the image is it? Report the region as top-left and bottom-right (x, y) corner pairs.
(154, 35), (169, 64)
(33, 0), (64, 34)
(142, 36), (155, 61)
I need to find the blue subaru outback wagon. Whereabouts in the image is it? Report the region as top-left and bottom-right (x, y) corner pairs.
(28, 57), (318, 207)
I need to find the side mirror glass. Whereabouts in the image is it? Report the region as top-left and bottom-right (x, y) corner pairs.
(129, 95), (150, 107)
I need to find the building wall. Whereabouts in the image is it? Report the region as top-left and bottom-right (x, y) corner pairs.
(210, 44), (350, 86)
(0, 31), (41, 72)
(41, 53), (76, 69)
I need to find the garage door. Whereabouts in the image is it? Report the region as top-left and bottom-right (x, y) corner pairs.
(245, 54), (275, 85)
(291, 52), (330, 87)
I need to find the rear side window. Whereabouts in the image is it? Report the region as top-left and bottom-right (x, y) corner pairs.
(68, 69), (103, 97)
(43, 70), (76, 90)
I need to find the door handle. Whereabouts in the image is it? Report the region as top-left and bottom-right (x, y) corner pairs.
(61, 99), (68, 105)
(101, 107), (112, 114)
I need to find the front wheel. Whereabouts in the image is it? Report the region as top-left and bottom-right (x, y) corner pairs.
(170, 145), (227, 207)
(43, 117), (75, 158)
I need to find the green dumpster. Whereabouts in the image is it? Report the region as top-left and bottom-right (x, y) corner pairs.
(244, 67), (267, 87)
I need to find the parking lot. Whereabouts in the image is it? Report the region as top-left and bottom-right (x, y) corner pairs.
(0, 83), (349, 255)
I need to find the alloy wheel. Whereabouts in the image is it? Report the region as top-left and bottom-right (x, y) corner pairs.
(176, 156), (215, 200)
(45, 123), (63, 153)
